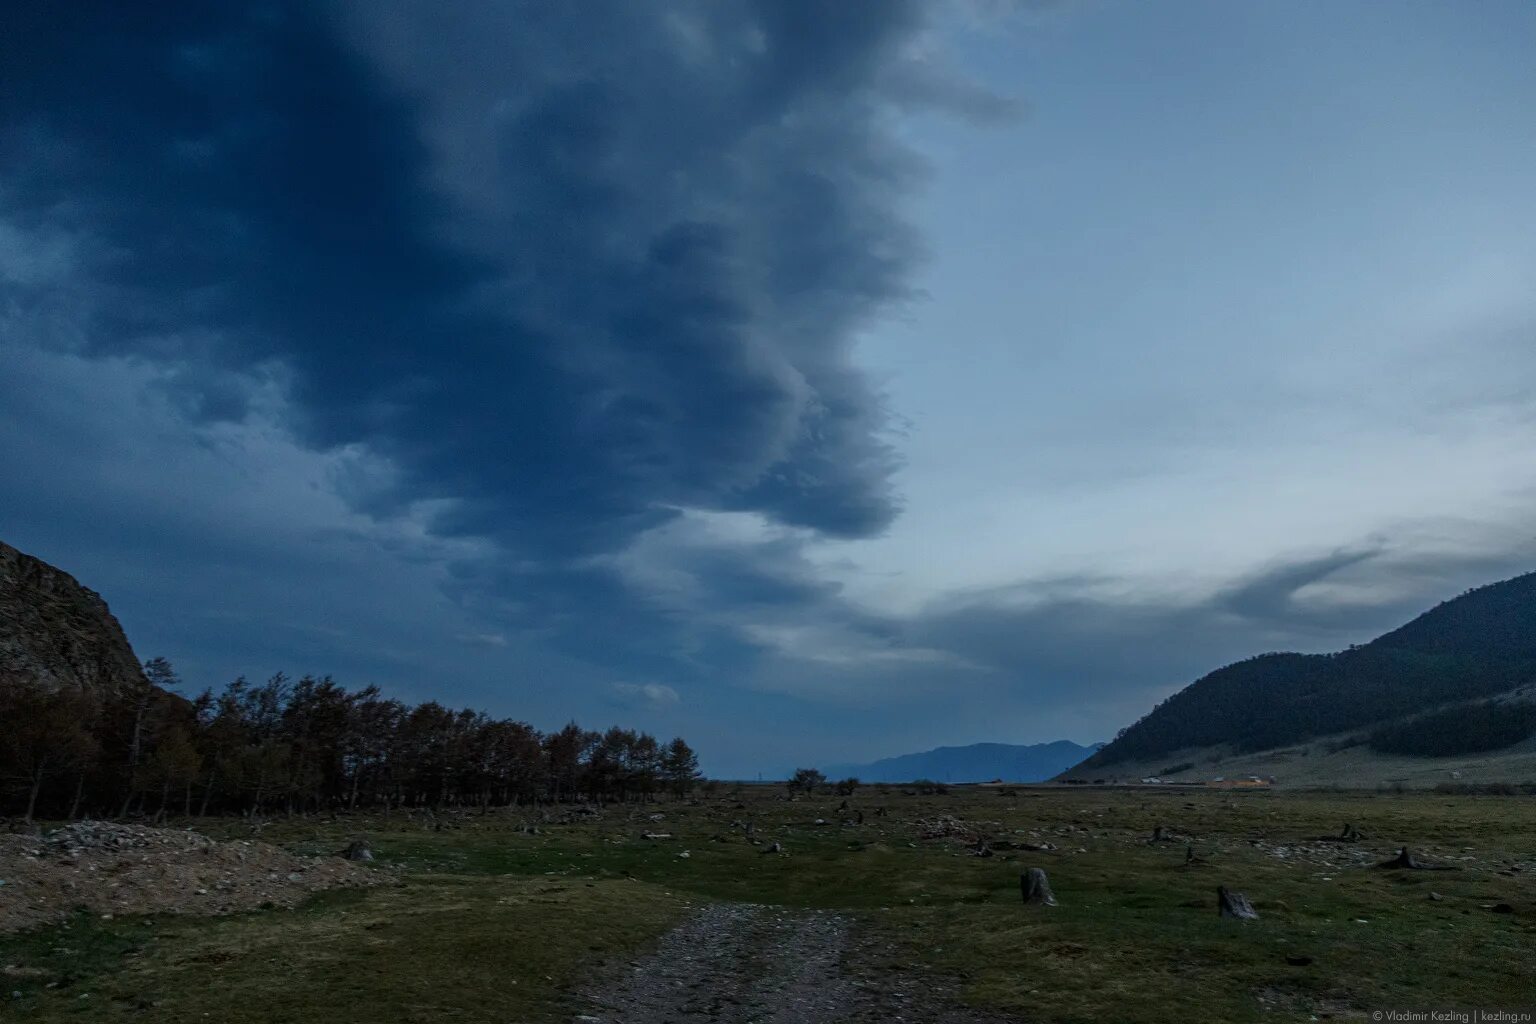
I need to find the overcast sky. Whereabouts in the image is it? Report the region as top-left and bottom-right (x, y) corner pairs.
(4, 1), (1534, 777)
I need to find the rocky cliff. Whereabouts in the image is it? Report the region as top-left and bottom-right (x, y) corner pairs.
(0, 540), (147, 698)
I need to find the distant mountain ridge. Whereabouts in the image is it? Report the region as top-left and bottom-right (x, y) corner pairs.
(1071, 570), (1536, 776)
(824, 740), (1103, 784)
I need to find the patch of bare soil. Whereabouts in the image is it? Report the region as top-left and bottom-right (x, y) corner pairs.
(576, 902), (1018, 1024)
(0, 821), (387, 934)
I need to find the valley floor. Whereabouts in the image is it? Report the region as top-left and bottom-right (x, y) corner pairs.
(3, 785), (1534, 1023)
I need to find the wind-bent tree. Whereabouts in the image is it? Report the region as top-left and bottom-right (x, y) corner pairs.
(788, 768), (826, 795)
(662, 738), (702, 798)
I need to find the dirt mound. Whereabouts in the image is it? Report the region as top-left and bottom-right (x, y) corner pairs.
(0, 821), (387, 934)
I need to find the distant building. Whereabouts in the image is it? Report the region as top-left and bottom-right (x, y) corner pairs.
(1207, 776), (1271, 789)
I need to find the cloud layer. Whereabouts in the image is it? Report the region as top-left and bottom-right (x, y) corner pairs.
(4, 2), (1535, 777)
(3, 1), (934, 556)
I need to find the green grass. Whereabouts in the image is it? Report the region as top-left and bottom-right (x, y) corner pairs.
(5, 786), (1534, 1022)
(1, 878), (689, 1023)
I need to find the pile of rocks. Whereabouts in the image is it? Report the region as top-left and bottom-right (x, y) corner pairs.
(1247, 838), (1383, 868)
(41, 820), (214, 858)
(914, 815), (970, 840)
(914, 814), (1008, 844)
(0, 821), (389, 934)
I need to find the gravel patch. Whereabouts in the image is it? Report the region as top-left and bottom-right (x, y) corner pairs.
(576, 902), (1018, 1023)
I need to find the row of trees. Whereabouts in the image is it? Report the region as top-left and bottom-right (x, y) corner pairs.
(1, 660), (701, 822)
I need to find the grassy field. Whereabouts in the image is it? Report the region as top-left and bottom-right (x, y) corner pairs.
(4, 785), (1534, 1022)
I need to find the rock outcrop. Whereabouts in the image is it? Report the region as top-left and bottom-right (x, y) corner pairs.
(0, 539), (148, 700)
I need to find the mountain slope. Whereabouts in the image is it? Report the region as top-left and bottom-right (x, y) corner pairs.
(1073, 571), (1536, 775)
(0, 539), (148, 700)
(824, 741), (1102, 784)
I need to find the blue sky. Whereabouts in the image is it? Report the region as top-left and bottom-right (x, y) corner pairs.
(3, 1), (1534, 777)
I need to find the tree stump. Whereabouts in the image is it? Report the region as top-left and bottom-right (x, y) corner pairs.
(1217, 885), (1258, 920)
(341, 840), (374, 861)
(1376, 846), (1456, 870)
(1020, 868), (1057, 907)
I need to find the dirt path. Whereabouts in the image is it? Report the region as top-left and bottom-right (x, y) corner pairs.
(575, 902), (1016, 1024)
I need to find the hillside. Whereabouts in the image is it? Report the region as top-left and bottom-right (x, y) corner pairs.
(1055, 721), (1536, 790)
(1070, 571), (1536, 778)
(823, 740), (1102, 784)
(0, 539), (148, 700)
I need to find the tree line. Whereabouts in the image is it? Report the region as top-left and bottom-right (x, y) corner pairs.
(1, 659), (701, 822)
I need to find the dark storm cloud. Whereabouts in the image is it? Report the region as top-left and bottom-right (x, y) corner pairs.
(907, 558), (1371, 697)
(1214, 548), (1383, 628)
(0, 1), (929, 570)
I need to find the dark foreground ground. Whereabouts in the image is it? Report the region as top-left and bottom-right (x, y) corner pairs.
(3, 785), (1534, 1022)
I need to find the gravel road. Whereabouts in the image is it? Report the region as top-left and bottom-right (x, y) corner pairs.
(575, 902), (1016, 1023)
